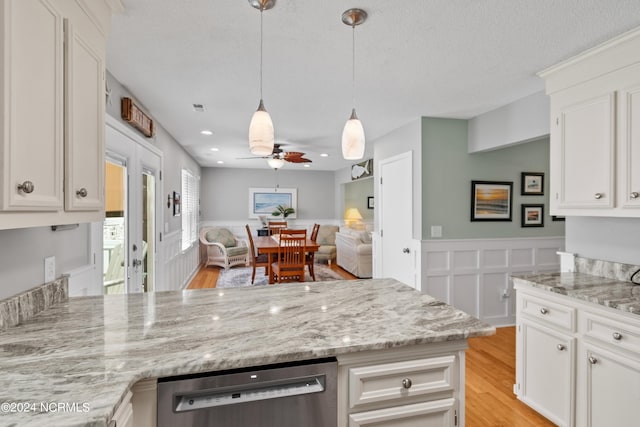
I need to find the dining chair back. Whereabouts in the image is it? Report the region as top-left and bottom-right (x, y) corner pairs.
(267, 221), (288, 236)
(245, 225), (270, 284)
(307, 223), (321, 280)
(272, 229), (307, 283)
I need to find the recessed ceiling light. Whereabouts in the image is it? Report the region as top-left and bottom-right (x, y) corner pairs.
(217, 160), (224, 164)
(201, 130), (213, 135)
(210, 147), (219, 151)
(303, 164), (311, 168)
(320, 153), (329, 157)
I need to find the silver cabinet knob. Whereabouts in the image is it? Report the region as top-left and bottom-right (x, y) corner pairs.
(594, 193), (603, 199)
(589, 356), (598, 365)
(613, 332), (623, 341)
(402, 248), (410, 254)
(631, 192), (639, 199)
(132, 259), (142, 267)
(557, 344), (566, 351)
(540, 308), (549, 315)
(76, 188), (88, 198)
(401, 378), (412, 389)
(17, 180), (34, 194)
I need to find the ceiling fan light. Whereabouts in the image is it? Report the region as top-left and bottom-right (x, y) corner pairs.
(267, 157), (285, 169)
(342, 109), (365, 160)
(249, 100), (274, 156)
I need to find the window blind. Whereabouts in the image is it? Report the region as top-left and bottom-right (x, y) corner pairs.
(181, 169), (199, 251)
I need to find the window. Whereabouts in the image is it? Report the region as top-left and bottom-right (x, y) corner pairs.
(181, 168), (199, 251)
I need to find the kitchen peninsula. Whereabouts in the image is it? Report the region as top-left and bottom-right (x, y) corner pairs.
(0, 278), (494, 426)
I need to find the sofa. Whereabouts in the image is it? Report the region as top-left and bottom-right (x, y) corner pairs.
(335, 228), (372, 278)
(314, 225), (339, 265)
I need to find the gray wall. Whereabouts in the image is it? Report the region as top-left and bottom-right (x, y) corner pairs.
(566, 217), (640, 265)
(422, 117), (564, 240)
(200, 167), (335, 221)
(344, 178), (374, 221)
(105, 71), (201, 234)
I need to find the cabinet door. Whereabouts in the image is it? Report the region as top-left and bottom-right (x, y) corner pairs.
(64, 19), (105, 211)
(619, 86), (640, 208)
(583, 344), (640, 427)
(348, 399), (457, 427)
(517, 321), (575, 426)
(555, 93), (615, 209)
(1, 0), (63, 210)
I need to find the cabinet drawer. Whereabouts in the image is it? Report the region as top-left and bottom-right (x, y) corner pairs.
(349, 398), (456, 427)
(521, 293), (576, 332)
(583, 312), (640, 355)
(348, 355), (455, 410)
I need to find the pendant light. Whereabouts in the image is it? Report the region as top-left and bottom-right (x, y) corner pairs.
(341, 8), (367, 160)
(248, 0), (275, 156)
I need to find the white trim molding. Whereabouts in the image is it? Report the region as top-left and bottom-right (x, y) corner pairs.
(421, 236), (565, 326)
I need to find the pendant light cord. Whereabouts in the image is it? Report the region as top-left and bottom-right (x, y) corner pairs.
(351, 24), (356, 110)
(260, 9), (264, 100)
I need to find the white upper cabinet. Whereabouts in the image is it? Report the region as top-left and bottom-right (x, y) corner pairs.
(0, 0), (64, 211)
(540, 26), (640, 217)
(0, 0), (118, 229)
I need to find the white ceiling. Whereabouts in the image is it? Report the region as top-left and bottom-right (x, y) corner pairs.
(106, 0), (640, 171)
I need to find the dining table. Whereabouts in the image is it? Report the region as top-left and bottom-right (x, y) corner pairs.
(254, 235), (320, 284)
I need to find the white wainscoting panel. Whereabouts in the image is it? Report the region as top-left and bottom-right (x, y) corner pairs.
(160, 230), (199, 291)
(421, 237), (564, 326)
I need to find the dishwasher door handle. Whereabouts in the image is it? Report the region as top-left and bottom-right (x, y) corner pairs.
(175, 374), (326, 412)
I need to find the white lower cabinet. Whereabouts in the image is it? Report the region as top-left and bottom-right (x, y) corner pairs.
(517, 320), (575, 426)
(515, 284), (640, 427)
(338, 342), (465, 427)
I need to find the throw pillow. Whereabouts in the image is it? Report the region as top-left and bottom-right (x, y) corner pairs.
(205, 228), (237, 248)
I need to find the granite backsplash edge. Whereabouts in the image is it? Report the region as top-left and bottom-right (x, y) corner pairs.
(575, 256), (640, 282)
(0, 278), (68, 331)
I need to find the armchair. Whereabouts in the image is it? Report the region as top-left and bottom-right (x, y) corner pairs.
(335, 228), (372, 278)
(200, 227), (249, 269)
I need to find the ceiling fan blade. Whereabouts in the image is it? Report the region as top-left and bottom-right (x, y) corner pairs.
(286, 157), (312, 163)
(236, 156), (268, 160)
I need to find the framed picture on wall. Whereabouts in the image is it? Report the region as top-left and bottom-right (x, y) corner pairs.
(173, 191), (181, 216)
(522, 204), (544, 227)
(471, 181), (513, 221)
(248, 187), (297, 219)
(521, 172), (544, 195)
(367, 196), (374, 209)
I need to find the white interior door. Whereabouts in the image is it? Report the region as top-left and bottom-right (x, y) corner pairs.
(101, 119), (162, 294)
(379, 151), (415, 288)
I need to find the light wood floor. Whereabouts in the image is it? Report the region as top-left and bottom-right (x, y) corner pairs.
(187, 270), (552, 426)
(466, 327), (555, 426)
(188, 262), (357, 289)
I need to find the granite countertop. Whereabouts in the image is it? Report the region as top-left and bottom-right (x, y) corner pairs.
(512, 272), (640, 314)
(0, 278), (494, 427)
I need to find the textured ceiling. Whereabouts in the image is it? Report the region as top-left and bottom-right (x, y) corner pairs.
(106, 0), (640, 171)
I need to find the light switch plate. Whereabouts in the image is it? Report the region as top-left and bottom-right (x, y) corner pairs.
(44, 256), (55, 283)
(430, 225), (442, 238)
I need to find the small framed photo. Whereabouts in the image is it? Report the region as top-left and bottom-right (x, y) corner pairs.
(521, 172), (544, 195)
(552, 215), (566, 222)
(522, 204), (544, 227)
(367, 196), (374, 209)
(471, 181), (513, 221)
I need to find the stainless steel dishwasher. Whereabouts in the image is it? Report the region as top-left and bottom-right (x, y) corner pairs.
(157, 358), (337, 427)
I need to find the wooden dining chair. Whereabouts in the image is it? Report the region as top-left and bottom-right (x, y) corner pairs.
(306, 223), (320, 281)
(267, 221), (288, 236)
(245, 225), (270, 284)
(271, 229), (307, 283)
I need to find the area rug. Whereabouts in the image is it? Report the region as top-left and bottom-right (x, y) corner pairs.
(216, 264), (345, 288)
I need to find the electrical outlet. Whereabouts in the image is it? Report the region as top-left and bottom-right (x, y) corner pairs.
(44, 256), (55, 283)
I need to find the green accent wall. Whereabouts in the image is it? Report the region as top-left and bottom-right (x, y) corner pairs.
(421, 117), (565, 239)
(344, 178), (374, 221)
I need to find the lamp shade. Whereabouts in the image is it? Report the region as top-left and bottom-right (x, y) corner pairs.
(249, 100), (275, 156)
(342, 109), (365, 160)
(344, 207), (363, 220)
(267, 157), (285, 169)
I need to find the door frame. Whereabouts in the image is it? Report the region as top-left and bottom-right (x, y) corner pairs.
(90, 115), (164, 293)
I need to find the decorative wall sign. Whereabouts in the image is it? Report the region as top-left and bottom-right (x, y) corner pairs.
(521, 172), (544, 195)
(471, 181), (513, 221)
(121, 97), (155, 137)
(249, 188), (297, 219)
(522, 204), (544, 227)
(351, 159), (373, 180)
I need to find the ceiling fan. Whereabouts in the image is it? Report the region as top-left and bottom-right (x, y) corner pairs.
(238, 143), (312, 165)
